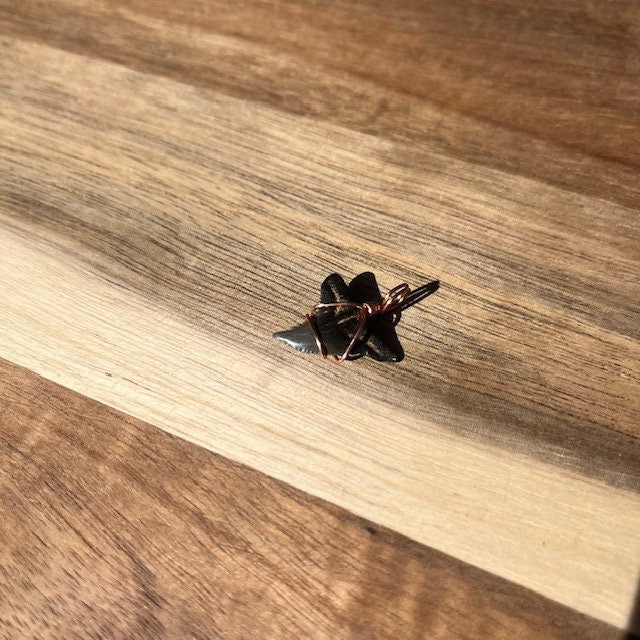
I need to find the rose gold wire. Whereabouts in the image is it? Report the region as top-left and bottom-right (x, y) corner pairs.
(306, 283), (411, 362)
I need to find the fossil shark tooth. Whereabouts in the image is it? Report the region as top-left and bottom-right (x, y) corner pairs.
(273, 272), (439, 363)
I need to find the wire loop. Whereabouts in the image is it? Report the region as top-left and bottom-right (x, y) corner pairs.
(306, 283), (411, 362)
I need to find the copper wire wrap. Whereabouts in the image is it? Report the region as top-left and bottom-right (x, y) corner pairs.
(305, 283), (411, 363)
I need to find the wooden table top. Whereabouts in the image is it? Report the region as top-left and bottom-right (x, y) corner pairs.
(1, 1), (639, 638)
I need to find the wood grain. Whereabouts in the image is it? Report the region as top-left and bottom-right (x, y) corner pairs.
(1, 0), (640, 210)
(0, 357), (625, 639)
(0, 0), (639, 633)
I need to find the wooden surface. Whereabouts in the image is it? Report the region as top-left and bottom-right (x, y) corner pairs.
(0, 0), (639, 637)
(1, 358), (625, 640)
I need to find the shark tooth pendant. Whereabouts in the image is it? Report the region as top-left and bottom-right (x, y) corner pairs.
(273, 272), (439, 363)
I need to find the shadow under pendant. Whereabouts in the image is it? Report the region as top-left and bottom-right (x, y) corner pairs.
(273, 272), (439, 363)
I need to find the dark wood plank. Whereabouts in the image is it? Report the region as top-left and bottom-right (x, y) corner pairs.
(0, 0), (639, 209)
(0, 358), (624, 639)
